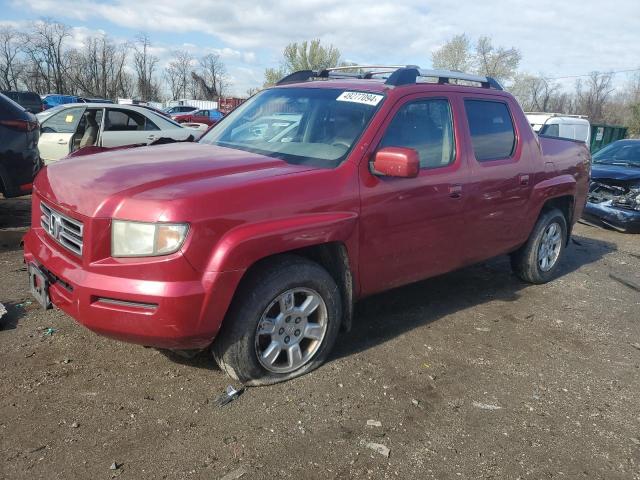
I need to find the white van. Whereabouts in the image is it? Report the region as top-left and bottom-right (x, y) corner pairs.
(526, 112), (591, 145)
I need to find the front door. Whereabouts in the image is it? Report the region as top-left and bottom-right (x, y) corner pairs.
(359, 94), (470, 296)
(39, 106), (86, 163)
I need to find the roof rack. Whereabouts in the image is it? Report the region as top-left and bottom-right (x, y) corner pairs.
(276, 65), (503, 90)
(525, 112), (589, 119)
(276, 65), (413, 85)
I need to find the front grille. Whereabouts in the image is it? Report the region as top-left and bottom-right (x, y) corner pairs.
(40, 202), (84, 255)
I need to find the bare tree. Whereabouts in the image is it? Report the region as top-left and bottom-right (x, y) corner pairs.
(574, 72), (614, 123)
(431, 34), (472, 72)
(164, 50), (193, 100)
(264, 39), (341, 86)
(133, 33), (160, 101)
(67, 35), (131, 99)
(198, 53), (228, 99)
(22, 19), (71, 94)
(0, 26), (23, 90)
(474, 36), (521, 83)
(164, 64), (182, 100)
(623, 72), (640, 136)
(511, 74), (561, 112)
(431, 34), (521, 84)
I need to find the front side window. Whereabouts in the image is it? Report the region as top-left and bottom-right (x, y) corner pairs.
(200, 88), (384, 167)
(464, 99), (516, 161)
(41, 107), (85, 134)
(379, 99), (455, 169)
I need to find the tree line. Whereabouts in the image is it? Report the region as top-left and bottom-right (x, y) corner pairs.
(2, 19), (638, 135)
(0, 19), (229, 102)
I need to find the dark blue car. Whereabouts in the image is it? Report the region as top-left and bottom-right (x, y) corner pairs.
(583, 140), (640, 233)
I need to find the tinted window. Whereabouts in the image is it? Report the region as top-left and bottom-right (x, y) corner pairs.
(105, 109), (158, 131)
(464, 100), (515, 161)
(42, 107), (85, 133)
(380, 99), (455, 169)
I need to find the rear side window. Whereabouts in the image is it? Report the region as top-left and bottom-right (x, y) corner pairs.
(105, 109), (158, 131)
(464, 100), (515, 161)
(380, 99), (455, 169)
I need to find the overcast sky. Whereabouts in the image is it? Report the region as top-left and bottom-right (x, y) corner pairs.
(3, 0), (639, 95)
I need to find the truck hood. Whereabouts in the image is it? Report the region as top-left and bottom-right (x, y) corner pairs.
(36, 142), (316, 218)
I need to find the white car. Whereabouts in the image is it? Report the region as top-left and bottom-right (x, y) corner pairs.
(37, 103), (195, 164)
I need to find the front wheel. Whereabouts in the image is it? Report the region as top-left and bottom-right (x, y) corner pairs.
(511, 208), (568, 284)
(212, 255), (342, 386)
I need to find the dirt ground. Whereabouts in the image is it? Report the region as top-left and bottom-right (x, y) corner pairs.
(1, 196), (639, 480)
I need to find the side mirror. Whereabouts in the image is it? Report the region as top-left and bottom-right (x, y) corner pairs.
(372, 147), (420, 178)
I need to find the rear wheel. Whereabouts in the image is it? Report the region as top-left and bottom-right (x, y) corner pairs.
(212, 255), (342, 386)
(511, 208), (567, 284)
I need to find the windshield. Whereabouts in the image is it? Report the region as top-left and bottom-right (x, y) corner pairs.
(199, 87), (384, 167)
(593, 142), (640, 167)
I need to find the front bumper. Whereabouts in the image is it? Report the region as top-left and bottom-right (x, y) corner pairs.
(582, 201), (640, 233)
(23, 227), (244, 349)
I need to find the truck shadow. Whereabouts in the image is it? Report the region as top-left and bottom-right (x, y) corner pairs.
(0, 301), (26, 331)
(331, 234), (615, 361)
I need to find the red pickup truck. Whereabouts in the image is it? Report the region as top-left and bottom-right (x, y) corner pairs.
(23, 67), (590, 385)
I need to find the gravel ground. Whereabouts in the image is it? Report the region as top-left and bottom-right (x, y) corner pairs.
(1, 196), (639, 480)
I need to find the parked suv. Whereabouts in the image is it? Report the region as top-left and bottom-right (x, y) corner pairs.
(0, 93), (40, 198)
(23, 66), (590, 384)
(1, 91), (44, 114)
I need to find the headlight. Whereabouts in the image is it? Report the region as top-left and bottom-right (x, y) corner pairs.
(112, 220), (189, 257)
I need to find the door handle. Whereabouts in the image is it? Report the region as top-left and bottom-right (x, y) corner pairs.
(147, 135), (156, 141)
(448, 184), (463, 199)
(57, 139), (67, 145)
(519, 174), (530, 186)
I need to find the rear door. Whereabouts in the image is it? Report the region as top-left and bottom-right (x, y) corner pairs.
(100, 108), (160, 147)
(39, 106), (86, 163)
(461, 97), (535, 262)
(358, 94), (471, 295)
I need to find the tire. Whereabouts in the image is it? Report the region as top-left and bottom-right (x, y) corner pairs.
(511, 208), (568, 284)
(212, 254), (342, 386)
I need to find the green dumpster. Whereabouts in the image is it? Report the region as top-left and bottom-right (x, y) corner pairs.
(590, 124), (628, 153)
